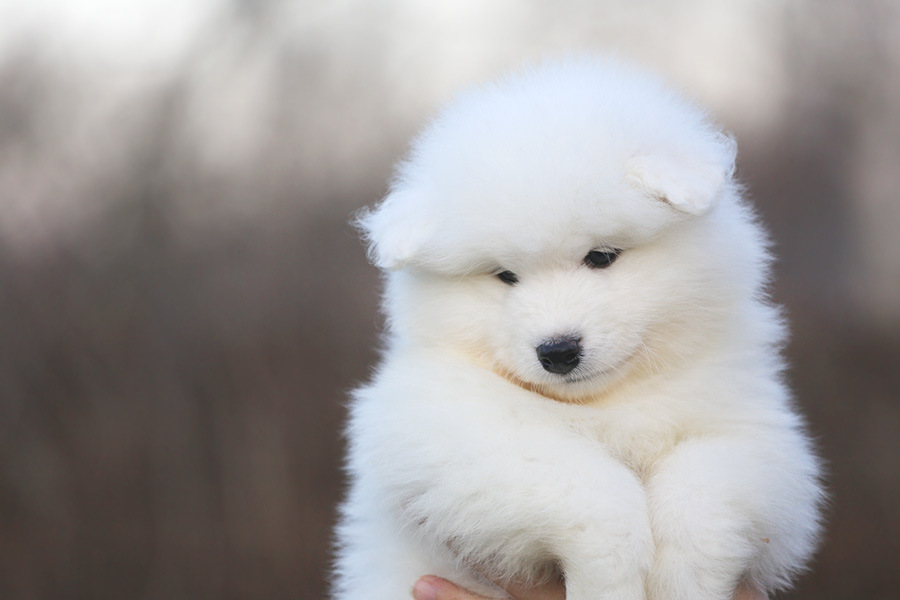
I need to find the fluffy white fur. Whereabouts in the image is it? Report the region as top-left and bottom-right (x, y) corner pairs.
(334, 57), (823, 600)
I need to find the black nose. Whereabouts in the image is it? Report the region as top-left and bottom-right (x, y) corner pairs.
(536, 337), (582, 375)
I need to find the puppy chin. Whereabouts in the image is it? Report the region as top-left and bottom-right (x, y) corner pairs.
(495, 359), (633, 404)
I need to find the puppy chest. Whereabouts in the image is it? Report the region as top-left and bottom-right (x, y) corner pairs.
(578, 408), (680, 475)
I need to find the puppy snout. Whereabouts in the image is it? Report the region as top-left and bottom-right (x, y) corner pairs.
(536, 337), (582, 375)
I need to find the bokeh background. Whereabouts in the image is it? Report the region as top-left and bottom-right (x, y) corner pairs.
(0, 1), (897, 599)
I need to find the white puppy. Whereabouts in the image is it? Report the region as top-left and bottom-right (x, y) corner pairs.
(333, 57), (823, 600)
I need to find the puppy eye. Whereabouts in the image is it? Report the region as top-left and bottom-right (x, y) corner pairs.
(495, 270), (519, 285)
(584, 249), (621, 269)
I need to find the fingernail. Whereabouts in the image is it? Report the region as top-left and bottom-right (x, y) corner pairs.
(412, 576), (439, 600)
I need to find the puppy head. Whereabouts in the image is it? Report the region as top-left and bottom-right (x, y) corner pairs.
(358, 57), (765, 402)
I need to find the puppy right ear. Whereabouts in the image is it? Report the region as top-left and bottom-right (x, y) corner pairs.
(353, 190), (433, 270)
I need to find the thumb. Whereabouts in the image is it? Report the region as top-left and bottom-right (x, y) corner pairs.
(412, 576), (493, 600)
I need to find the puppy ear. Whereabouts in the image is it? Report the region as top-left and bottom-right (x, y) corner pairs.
(625, 134), (736, 215)
(353, 189), (434, 270)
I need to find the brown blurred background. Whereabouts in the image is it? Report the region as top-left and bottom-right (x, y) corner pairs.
(0, 1), (897, 599)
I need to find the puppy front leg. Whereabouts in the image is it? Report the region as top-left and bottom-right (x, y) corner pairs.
(555, 496), (653, 600)
(538, 452), (653, 600)
(349, 365), (655, 600)
(646, 436), (822, 600)
(399, 436), (653, 600)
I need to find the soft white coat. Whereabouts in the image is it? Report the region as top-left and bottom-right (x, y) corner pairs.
(333, 57), (823, 600)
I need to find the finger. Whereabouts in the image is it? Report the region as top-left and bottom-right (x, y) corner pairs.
(412, 576), (491, 600)
(734, 581), (768, 600)
(503, 577), (566, 600)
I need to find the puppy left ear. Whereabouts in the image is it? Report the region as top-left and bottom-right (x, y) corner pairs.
(625, 134), (736, 215)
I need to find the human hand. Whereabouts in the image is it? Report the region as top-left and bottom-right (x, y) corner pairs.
(412, 575), (564, 600)
(411, 575), (768, 600)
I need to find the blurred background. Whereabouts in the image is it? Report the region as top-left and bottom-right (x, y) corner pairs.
(0, 1), (897, 598)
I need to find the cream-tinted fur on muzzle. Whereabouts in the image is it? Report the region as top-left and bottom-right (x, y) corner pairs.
(333, 57), (824, 600)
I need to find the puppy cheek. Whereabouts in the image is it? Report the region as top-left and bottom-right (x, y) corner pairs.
(484, 319), (529, 377)
(489, 290), (579, 379)
(440, 282), (519, 364)
(476, 301), (536, 379)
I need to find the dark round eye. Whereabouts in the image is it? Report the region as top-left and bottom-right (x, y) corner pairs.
(495, 270), (519, 285)
(584, 249), (620, 269)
